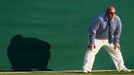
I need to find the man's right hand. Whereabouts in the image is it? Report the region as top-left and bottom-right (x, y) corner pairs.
(88, 44), (96, 51)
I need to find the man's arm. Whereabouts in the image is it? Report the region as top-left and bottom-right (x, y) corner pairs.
(113, 17), (122, 49)
(88, 17), (101, 50)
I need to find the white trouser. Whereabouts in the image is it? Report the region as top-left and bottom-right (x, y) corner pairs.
(82, 39), (126, 72)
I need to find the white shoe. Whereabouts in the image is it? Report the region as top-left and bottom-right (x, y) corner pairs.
(82, 69), (91, 73)
(120, 68), (131, 72)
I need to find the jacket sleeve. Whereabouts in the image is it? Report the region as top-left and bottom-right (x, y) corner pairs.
(88, 17), (101, 45)
(113, 17), (122, 45)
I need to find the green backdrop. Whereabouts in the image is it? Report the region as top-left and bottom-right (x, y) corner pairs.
(0, 0), (133, 70)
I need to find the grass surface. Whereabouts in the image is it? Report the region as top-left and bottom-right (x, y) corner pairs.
(0, 71), (134, 75)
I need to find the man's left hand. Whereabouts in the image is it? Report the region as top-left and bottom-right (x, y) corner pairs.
(114, 43), (120, 50)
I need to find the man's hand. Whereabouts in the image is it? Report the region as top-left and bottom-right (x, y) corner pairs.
(114, 43), (120, 50)
(88, 44), (96, 51)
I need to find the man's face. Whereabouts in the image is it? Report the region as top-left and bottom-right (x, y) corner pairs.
(107, 8), (116, 20)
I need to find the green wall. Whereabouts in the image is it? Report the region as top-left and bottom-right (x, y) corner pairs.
(0, 0), (133, 70)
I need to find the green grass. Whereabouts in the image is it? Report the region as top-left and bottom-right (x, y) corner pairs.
(0, 71), (134, 75)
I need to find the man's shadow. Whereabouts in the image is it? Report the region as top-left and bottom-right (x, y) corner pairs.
(7, 34), (51, 71)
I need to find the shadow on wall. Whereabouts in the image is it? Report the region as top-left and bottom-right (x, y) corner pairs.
(7, 34), (51, 71)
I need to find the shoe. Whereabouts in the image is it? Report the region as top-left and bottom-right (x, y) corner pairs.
(120, 68), (131, 72)
(82, 69), (91, 73)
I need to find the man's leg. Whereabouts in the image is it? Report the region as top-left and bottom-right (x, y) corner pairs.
(82, 39), (103, 73)
(103, 41), (130, 72)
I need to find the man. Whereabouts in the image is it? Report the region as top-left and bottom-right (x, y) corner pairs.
(82, 6), (131, 73)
